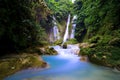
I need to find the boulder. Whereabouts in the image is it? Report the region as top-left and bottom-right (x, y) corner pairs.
(63, 44), (67, 49)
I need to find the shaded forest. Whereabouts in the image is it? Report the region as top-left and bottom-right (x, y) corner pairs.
(0, 0), (51, 55)
(0, 0), (120, 79)
(0, 0), (73, 55)
(0, 0), (120, 66)
(74, 0), (120, 67)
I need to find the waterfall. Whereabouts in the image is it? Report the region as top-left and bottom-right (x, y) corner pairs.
(49, 29), (54, 43)
(63, 14), (71, 44)
(53, 16), (60, 41)
(70, 15), (77, 39)
(53, 44), (80, 57)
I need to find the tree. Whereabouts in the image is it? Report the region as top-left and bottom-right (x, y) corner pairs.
(0, 0), (51, 54)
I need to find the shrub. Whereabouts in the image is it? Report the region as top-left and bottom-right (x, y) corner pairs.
(65, 38), (78, 44)
(89, 35), (101, 43)
(109, 38), (120, 47)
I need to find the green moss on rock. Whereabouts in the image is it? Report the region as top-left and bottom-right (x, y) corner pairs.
(45, 47), (58, 55)
(0, 53), (47, 80)
(54, 39), (63, 45)
(65, 39), (78, 44)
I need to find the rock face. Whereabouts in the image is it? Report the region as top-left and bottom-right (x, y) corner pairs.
(79, 42), (120, 71)
(79, 43), (96, 48)
(80, 56), (88, 62)
(24, 46), (58, 55)
(0, 53), (48, 80)
(39, 47), (58, 55)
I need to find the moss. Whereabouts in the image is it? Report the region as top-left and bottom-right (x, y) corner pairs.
(109, 38), (120, 47)
(74, 0), (120, 70)
(65, 39), (78, 44)
(53, 39), (63, 45)
(37, 41), (49, 47)
(45, 47), (58, 55)
(0, 53), (47, 80)
(57, 20), (66, 37)
(24, 45), (58, 55)
(80, 41), (120, 69)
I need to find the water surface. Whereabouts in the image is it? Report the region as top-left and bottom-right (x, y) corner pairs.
(5, 45), (120, 80)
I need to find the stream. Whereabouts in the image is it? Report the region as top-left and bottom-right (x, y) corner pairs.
(5, 44), (120, 80)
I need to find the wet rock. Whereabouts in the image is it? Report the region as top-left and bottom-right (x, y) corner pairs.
(80, 56), (88, 62)
(62, 44), (67, 49)
(115, 65), (120, 71)
(45, 47), (58, 55)
(79, 43), (96, 48)
(79, 43), (89, 48)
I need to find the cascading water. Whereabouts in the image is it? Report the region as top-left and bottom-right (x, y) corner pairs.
(62, 14), (71, 44)
(53, 16), (60, 41)
(70, 15), (77, 39)
(52, 44), (80, 57)
(5, 44), (120, 80)
(49, 29), (54, 43)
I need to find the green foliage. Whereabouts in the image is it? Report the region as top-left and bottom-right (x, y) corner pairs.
(65, 39), (78, 44)
(109, 38), (120, 47)
(75, 0), (120, 67)
(0, 0), (51, 54)
(89, 35), (101, 43)
(45, 47), (58, 55)
(74, 0), (120, 41)
(45, 0), (73, 21)
(53, 39), (63, 45)
(80, 48), (92, 55)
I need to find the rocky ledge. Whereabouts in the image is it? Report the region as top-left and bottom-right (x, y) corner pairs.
(0, 53), (48, 80)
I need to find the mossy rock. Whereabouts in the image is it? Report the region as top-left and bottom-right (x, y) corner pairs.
(54, 39), (63, 45)
(65, 39), (78, 44)
(88, 54), (112, 67)
(24, 46), (43, 55)
(0, 54), (47, 80)
(62, 43), (67, 49)
(45, 47), (58, 55)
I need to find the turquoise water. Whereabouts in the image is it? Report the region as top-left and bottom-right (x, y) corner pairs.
(5, 55), (120, 80)
(5, 45), (120, 80)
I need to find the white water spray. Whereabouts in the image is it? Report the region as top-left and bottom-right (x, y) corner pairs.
(63, 14), (71, 44)
(70, 15), (77, 39)
(53, 44), (80, 58)
(49, 29), (54, 43)
(53, 16), (60, 41)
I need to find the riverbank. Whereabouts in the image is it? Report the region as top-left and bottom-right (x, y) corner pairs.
(0, 53), (48, 80)
(79, 42), (120, 71)
(0, 45), (58, 80)
(4, 44), (120, 80)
